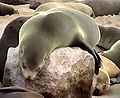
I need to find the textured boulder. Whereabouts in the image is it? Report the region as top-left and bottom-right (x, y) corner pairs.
(3, 47), (96, 98)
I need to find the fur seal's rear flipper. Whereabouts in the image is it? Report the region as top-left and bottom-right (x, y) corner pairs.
(69, 34), (101, 75)
(0, 86), (44, 98)
(0, 86), (28, 93)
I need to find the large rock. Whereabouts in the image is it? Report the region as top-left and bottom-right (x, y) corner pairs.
(3, 47), (96, 98)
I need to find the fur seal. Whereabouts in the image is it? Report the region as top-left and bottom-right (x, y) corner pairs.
(34, 2), (95, 17)
(80, 0), (120, 16)
(0, 86), (44, 98)
(98, 25), (120, 50)
(101, 40), (120, 69)
(0, 17), (29, 82)
(0, 0), (30, 5)
(94, 68), (110, 95)
(0, 2), (18, 16)
(29, 0), (74, 9)
(94, 55), (120, 95)
(19, 7), (101, 80)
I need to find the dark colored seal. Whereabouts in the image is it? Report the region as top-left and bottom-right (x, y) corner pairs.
(98, 25), (120, 50)
(0, 0), (30, 5)
(0, 86), (44, 98)
(0, 16), (30, 82)
(81, 0), (120, 16)
(0, 2), (18, 16)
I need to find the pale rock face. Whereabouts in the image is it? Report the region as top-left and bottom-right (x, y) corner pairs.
(3, 47), (96, 98)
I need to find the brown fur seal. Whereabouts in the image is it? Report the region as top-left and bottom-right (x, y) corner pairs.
(94, 55), (120, 95)
(29, 0), (74, 9)
(101, 40), (120, 69)
(19, 7), (101, 80)
(0, 0), (30, 5)
(0, 17), (30, 83)
(98, 25), (120, 50)
(0, 86), (44, 98)
(80, 0), (120, 16)
(34, 2), (95, 17)
(0, 2), (18, 16)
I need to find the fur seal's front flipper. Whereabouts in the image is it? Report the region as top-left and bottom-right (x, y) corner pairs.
(69, 34), (101, 75)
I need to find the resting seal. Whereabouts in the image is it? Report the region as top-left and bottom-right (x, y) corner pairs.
(0, 0), (30, 5)
(0, 86), (44, 98)
(0, 2), (18, 16)
(34, 2), (94, 17)
(0, 17), (29, 82)
(80, 0), (120, 16)
(101, 40), (120, 69)
(98, 25), (120, 50)
(94, 55), (120, 95)
(19, 7), (101, 80)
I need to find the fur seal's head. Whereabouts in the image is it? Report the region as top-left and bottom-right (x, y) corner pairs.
(18, 37), (48, 80)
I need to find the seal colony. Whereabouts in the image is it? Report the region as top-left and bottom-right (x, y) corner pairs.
(18, 7), (101, 80)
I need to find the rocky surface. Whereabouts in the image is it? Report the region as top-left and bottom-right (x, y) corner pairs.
(3, 47), (96, 98)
